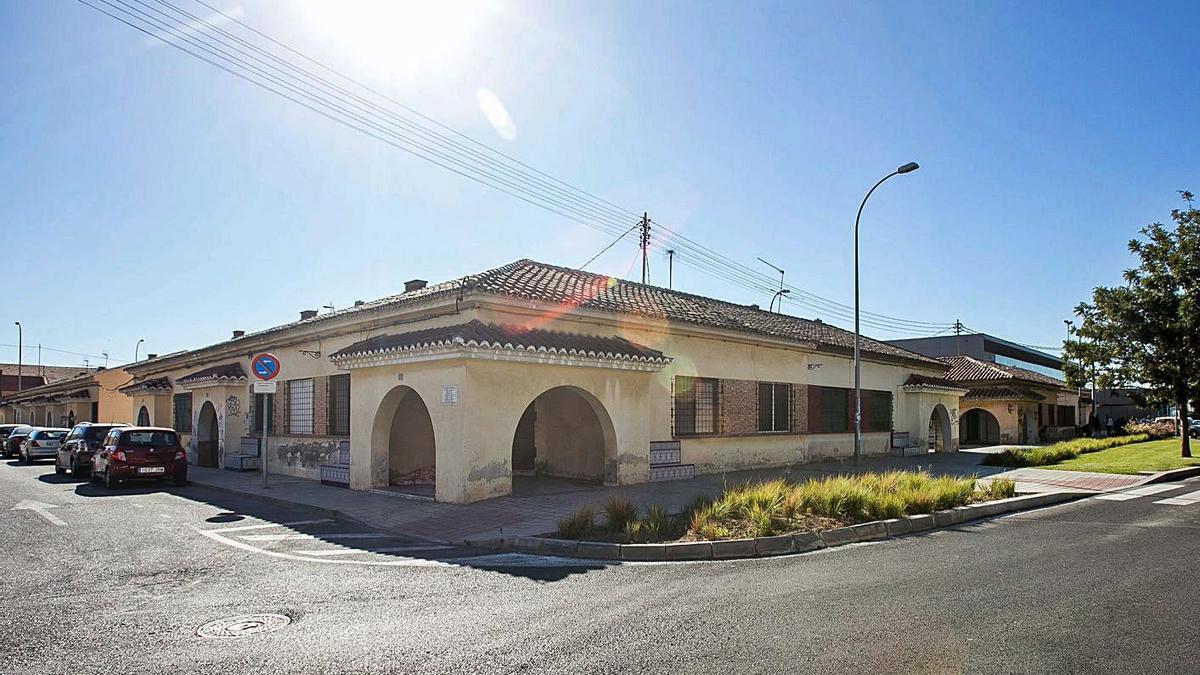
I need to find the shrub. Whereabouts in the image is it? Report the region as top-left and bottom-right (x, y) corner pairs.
(556, 507), (595, 540)
(981, 478), (1016, 500)
(643, 504), (669, 540)
(602, 497), (638, 532)
(983, 434), (1150, 468)
(1124, 420), (1175, 439)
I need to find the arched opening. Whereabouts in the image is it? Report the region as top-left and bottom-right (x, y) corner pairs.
(137, 406), (150, 426)
(510, 386), (616, 491)
(46, 410), (53, 427)
(960, 408), (1000, 446)
(928, 404), (952, 453)
(197, 401), (218, 467)
(370, 386), (436, 492)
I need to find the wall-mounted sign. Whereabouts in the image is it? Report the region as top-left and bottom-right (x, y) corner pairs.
(441, 385), (458, 406)
(807, 363), (823, 370)
(253, 380), (278, 394)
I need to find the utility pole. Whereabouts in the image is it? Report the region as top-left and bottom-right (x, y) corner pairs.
(666, 249), (675, 289)
(639, 213), (651, 284)
(757, 258), (785, 312)
(13, 322), (21, 393)
(954, 319), (963, 355)
(37, 344), (42, 378)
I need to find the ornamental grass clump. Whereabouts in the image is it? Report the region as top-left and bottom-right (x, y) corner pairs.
(602, 496), (638, 532)
(984, 434), (1150, 468)
(555, 507), (595, 540)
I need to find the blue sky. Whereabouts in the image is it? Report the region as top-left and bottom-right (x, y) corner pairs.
(2, 0), (1197, 367)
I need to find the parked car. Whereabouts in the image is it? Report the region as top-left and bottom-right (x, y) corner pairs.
(19, 427), (69, 464)
(56, 422), (130, 477)
(4, 425), (34, 459)
(91, 426), (187, 489)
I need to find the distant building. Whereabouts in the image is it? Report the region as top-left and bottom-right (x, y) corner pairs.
(1093, 388), (1169, 423)
(886, 335), (1079, 445)
(1, 368), (132, 427)
(0, 363), (97, 424)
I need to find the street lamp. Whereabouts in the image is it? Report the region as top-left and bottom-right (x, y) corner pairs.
(13, 322), (21, 393)
(770, 289), (791, 313)
(134, 338), (145, 363)
(854, 162), (919, 465)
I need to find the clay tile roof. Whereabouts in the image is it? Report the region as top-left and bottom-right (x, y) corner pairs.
(903, 373), (966, 389)
(60, 390), (92, 401)
(177, 362), (247, 385)
(162, 259), (940, 369)
(964, 386), (1046, 401)
(331, 320), (671, 365)
(119, 376), (172, 394)
(941, 355), (1065, 388)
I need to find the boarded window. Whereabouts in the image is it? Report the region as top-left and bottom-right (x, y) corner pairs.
(327, 374), (351, 436)
(757, 383), (791, 432)
(866, 390), (893, 432)
(288, 378), (314, 435)
(172, 393), (192, 433)
(818, 386), (849, 433)
(674, 376), (718, 435)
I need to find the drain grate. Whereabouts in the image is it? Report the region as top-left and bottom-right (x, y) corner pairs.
(196, 613), (291, 639)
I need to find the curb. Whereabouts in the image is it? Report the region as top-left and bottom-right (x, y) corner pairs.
(494, 491), (1088, 562)
(1138, 465), (1200, 485)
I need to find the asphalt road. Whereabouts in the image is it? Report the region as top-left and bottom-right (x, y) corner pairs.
(2, 459), (1198, 675)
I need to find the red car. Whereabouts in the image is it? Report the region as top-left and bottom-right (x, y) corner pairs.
(91, 426), (187, 489)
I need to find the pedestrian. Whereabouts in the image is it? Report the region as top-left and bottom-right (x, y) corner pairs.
(1106, 416), (1115, 436)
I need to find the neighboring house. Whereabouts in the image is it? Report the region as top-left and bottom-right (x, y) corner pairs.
(939, 356), (1079, 445)
(1, 368), (133, 427)
(1093, 388), (1170, 423)
(0, 364), (97, 424)
(886, 333), (1066, 381)
(121, 259), (961, 504)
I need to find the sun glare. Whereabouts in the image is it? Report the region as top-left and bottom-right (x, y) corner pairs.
(301, 0), (486, 70)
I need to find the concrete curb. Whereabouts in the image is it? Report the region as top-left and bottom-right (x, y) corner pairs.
(495, 492), (1088, 562)
(1139, 465), (1200, 485)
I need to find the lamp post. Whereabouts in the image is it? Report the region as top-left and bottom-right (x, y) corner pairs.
(854, 162), (919, 465)
(134, 338), (144, 363)
(770, 288), (791, 313)
(13, 322), (21, 393)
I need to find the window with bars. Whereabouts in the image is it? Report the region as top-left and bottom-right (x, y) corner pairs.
(818, 386), (849, 433)
(249, 392), (272, 435)
(866, 390), (893, 432)
(288, 378), (314, 435)
(674, 376), (718, 436)
(172, 393), (192, 433)
(757, 383), (791, 432)
(327, 374), (350, 436)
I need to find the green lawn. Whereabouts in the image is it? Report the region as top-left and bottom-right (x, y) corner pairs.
(1047, 439), (1200, 474)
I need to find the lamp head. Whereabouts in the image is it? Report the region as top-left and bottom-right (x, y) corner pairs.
(897, 162), (920, 174)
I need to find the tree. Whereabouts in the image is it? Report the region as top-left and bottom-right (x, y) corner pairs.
(1064, 192), (1200, 457)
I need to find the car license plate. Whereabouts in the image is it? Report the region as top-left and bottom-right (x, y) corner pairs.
(138, 466), (166, 474)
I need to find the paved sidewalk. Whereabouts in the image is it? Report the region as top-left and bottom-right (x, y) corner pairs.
(185, 451), (1129, 544)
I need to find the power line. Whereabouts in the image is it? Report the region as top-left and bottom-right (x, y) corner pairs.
(0, 343), (130, 365)
(77, 0), (957, 337)
(580, 220), (642, 271)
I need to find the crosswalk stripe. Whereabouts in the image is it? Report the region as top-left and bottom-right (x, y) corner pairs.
(1095, 493), (1139, 501)
(240, 532), (389, 542)
(1153, 489), (1200, 506)
(1121, 484), (1179, 496)
(291, 545), (451, 557)
(211, 519), (333, 534)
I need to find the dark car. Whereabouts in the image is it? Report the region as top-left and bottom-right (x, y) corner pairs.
(91, 427), (187, 489)
(4, 425), (33, 459)
(0, 425), (22, 457)
(56, 422), (130, 477)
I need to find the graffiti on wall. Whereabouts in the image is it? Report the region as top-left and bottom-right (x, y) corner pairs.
(275, 439), (339, 469)
(225, 395), (241, 417)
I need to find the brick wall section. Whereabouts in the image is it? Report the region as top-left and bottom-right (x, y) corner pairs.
(791, 383), (808, 433)
(271, 379), (289, 436)
(312, 375), (328, 437)
(719, 379), (759, 435)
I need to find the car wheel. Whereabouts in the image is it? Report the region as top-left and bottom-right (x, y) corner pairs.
(104, 470), (119, 490)
(54, 461), (65, 475)
(173, 474), (188, 487)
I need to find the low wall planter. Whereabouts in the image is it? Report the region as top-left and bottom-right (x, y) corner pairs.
(496, 492), (1087, 562)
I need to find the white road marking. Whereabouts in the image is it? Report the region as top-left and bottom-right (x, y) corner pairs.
(239, 532), (386, 542)
(1094, 493), (1139, 501)
(11, 500), (66, 527)
(292, 544), (452, 557)
(1121, 484), (1179, 496)
(292, 549), (361, 557)
(131, 503), (145, 509)
(1154, 489), (1200, 506)
(209, 518), (333, 534)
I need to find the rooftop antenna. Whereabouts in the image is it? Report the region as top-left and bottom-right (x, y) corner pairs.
(666, 250), (675, 289)
(322, 302), (335, 312)
(757, 257), (785, 312)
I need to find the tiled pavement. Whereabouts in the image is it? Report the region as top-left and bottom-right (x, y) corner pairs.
(185, 451), (1142, 544)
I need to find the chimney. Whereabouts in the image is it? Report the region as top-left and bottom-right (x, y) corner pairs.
(300, 309), (318, 320)
(147, 353), (158, 360)
(232, 330), (245, 339)
(404, 279), (428, 293)
(353, 300), (364, 307)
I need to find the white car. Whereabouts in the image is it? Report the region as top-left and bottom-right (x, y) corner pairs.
(20, 428), (70, 464)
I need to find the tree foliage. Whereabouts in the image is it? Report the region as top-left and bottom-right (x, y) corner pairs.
(1064, 193), (1200, 457)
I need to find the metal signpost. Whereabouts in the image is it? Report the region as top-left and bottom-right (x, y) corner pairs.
(251, 353), (281, 489)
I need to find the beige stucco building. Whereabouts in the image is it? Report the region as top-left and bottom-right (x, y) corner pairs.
(942, 355), (1080, 445)
(2, 368), (133, 428)
(120, 259), (964, 504)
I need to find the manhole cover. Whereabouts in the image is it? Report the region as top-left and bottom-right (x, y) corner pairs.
(196, 613), (291, 639)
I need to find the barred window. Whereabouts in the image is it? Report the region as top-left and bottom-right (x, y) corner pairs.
(172, 393), (192, 433)
(327, 374), (351, 436)
(817, 386), (849, 433)
(674, 376), (718, 436)
(758, 383), (791, 432)
(866, 391), (892, 432)
(249, 391), (272, 435)
(288, 378), (314, 435)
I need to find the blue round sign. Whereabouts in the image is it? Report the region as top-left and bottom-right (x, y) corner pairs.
(252, 353), (281, 381)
